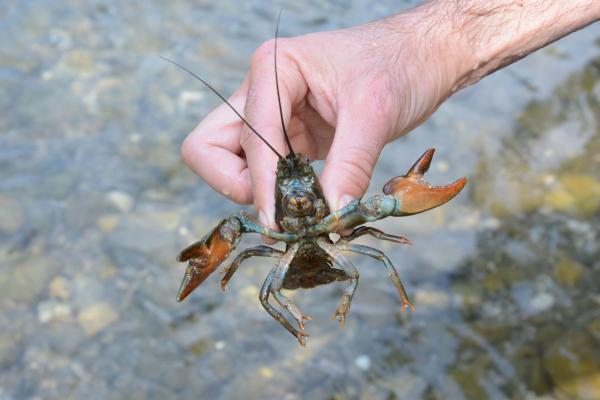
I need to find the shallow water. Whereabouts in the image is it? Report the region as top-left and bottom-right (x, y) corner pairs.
(1, 1), (599, 399)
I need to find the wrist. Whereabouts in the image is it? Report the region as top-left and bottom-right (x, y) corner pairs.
(372, 4), (473, 126)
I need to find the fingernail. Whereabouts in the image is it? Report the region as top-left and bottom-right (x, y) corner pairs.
(258, 210), (269, 227)
(258, 210), (276, 245)
(337, 194), (354, 211)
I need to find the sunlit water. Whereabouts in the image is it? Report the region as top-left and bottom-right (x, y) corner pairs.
(1, 1), (599, 399)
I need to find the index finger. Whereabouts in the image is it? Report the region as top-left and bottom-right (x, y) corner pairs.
(241, 39), (307, 228)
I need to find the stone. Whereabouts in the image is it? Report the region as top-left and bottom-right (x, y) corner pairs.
(354, 355), (371, 371)
(530, 292), (555, 313)
(378, 372), (428, 400)
(77, 302), (119, 336)
(49, 276), (70, 300)
(65, 49), (94, 72)
(37, 300), (72, 323)
(545, 174), (600, 217)
(0, 195), (25, 233)
(414, 288), (450, 308)
(543, 332), (600, 399)
(259, 367), (274, 379)
(0, 333), (20, 368)
(0, 256), (59, 304)
(96, 214), (119, 233)
(106, 191), (134, 213)
(587, 319), (600, 341)
(553, 257), (584, 287)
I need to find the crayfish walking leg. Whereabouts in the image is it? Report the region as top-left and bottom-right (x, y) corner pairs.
(269, 243), (313, 332)
(260, 243), (310, 345)
(340, 226), (412, 245)
(336, 242), (415, 312)
(317, 238), (359, 326)
(220, 245), (284, 291)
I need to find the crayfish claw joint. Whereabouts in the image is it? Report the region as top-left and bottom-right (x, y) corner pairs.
(383, 148), (467, 216)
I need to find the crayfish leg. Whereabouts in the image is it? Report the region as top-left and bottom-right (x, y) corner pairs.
(260, 267), (309, 346)
(336, 242), (414, 313)
(317, 238), (359, 326)
(220, 245), (283, 291)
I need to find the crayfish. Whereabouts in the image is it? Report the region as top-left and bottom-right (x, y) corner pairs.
(165, 16), (467, 346)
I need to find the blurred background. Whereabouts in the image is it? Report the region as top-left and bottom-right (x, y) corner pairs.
(1, 1), (599, 399)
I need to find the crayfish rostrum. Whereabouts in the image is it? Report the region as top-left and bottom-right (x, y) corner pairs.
(166, 17), (467, 346)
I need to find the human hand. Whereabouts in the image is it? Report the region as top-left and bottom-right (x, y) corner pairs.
(181, 3), (466, 233)
(180, 1), (600, 234)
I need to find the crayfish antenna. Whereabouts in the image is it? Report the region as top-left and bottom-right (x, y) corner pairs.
(274, 9), (295, 157)
(160, 56), (283, 160)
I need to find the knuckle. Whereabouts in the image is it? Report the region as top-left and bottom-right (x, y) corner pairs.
(251, 39), (277, 67)
(180, 133), (197, 166)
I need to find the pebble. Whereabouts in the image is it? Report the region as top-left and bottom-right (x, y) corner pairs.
(553, 257), (584, 287)
(37, 300), (72, 323)
(415, 288), (450, 307)
(0, 195), (25, 233)
(49, 276), (70, 300)
(77, 302), (119, 336)
(96, 214), (119, 233)
(530, 292), (555, 313)
(240, 285), (260, 306)
(259, 367), (274, 379)
(215, 341), (225, 351)
(543, 333), (600, 399)
(177, 90), (204, 110)
(106, 191), (134, 213)
(354, 355), (371, 371)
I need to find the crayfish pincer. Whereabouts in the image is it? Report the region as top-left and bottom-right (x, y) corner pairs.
(167, 16), (467, 346)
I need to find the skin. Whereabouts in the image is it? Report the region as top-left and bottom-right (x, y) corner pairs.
(181, 0), (600, 237)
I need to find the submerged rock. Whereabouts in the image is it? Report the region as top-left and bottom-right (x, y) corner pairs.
(543, 332), (600, 399)
(0, 195), (25, 233)
(553, 257), (584, 287)
(77, 302), (119, 336)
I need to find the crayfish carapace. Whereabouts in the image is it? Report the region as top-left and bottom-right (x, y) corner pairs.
(166, 15), (467, 346)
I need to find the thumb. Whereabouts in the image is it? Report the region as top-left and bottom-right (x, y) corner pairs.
(320, 108), (387, 211)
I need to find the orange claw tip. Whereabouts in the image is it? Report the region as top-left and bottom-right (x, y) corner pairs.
(176, 261), (218, 302)
(406, 147), (435, 177)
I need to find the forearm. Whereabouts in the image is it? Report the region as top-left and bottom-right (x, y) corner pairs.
(450, 0), (600, 88)
(383, 0), (600, 97)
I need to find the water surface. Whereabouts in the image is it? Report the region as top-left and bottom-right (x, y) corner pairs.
(1, 1), (599, 399)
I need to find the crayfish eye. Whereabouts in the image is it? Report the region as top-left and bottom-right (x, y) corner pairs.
(300, 175), (311, 183)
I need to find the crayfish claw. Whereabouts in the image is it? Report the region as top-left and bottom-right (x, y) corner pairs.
(383, 148), (467, 216)
(406, 147), (434, 177)
(176, 217), (241, 301)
